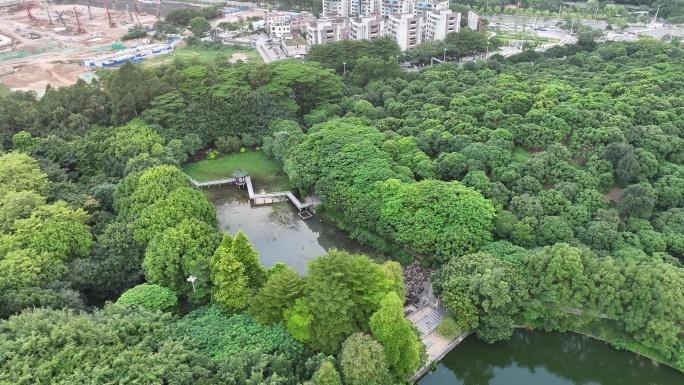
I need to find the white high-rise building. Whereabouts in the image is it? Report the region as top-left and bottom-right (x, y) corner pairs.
(381, 0), (414, 16)
(313, 0), (475, 51)
(467, 10), (483, 31)
(349, 15), (385, 40)
(323, 0), (351, 16)
(385, 13), (422, 50)
(423, 2), (460, 41)
(306, 18), (348, 45)
(324, 0), (380, 17)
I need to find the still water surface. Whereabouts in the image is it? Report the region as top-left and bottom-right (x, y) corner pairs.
(203, 181), (684, 385)
(203, 182), (378, 273)
(418, 330), (684, 385)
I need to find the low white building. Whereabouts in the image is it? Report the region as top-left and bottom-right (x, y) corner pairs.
(266, 12), (292, 37)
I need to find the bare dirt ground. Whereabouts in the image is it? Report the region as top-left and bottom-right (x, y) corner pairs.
(0, 4), (258, 93)
(211, 8), (265, 26)
(228, 52), (248, 62)
(605, 187), (623, 203)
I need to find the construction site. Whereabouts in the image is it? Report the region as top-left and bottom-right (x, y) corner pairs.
(0, 0), (239, 94)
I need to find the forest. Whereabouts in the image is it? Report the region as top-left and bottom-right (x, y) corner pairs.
(1, 29), (684, 382)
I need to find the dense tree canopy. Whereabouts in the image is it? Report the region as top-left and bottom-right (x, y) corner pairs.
(2, 28), (684, 380)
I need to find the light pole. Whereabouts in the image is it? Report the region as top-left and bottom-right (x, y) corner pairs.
(486, 41), (490, 58)
(594, 6), (599, 22)
(443, 48), (447, 62)
(187, 275), (196, 292)
(342, 62), (346, 75)
(570, 19), (575, 35)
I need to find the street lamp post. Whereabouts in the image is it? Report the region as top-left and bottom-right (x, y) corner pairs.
(343, 62), (346, 75)
(594, 6), (599, 22)
(187, 275), (197, 292)
(443, 48), (447, 62)
(486, 41), (490, 58)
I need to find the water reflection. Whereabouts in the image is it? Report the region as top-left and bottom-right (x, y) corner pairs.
(203, 185), (378, 274)
(419, 330), (683, 385)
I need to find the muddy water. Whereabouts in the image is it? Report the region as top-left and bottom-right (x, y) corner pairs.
(202, 181), (379, 273)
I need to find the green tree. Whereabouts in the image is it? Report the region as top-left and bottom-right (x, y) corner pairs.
(251, 266), (307, 325)
(619, 184), (656, 219)
(12, 201), (92, 261)
(210, 233), (250, 311)
(369, 292), (423, 380)
(339, 333), (390, 385)
(0, 190), (45, 234)
(114, 165), (190, 219)
(372, 179), (496, 263)
(133, 187), (217, 246)
(0, 306), (213, 383)
(381, 261), (405, 300)
(116, 283), (177, 311)
(11, 131), (39, 152)
(143, 218), (220, 300)
(284, 297), (313, 343)
(0, 152), (48, 199)
(312, 360), (343, 385)
(432, 252), (529, 342)
(0, 248), (66, 288)
(189, 17), (211, 36)
(306, 250), (393, 354)
(230, 231), (267, 289)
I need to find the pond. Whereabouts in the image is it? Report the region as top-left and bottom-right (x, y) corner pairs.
(202, 177), (380, 274)
(418, 330), (684, 385)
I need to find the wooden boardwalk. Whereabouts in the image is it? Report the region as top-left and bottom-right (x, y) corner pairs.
(186, 174), (315, 212)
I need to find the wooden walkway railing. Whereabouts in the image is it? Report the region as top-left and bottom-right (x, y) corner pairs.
(185, 174), (315, 212)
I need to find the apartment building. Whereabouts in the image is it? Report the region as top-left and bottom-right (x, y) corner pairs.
(385, 13), (422, 50)
(325, 0), (383, 16)
(381, 0), (414, 17)
(467, 10), (483, 32)
(323, 0), (352, 16)
(349, 15), (384, 40)
(423, 4), (460, 41)
(306, 18), (349, 45)
(308, 0), (478, 51)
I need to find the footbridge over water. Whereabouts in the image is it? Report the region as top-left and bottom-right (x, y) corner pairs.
(185, 174), (317, 216)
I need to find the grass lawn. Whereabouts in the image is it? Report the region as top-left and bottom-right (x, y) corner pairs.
(511, 147), (533, 163)
(144, 45), (262, 66)
(182, 151), (291, 191)
(0, 82), (10, 97)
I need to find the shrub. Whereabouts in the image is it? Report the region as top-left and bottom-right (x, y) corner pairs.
(435, 316), (462, 339)
(116, 284), (177, 311)
(240, 148), (246, 153)
(122, 28), (147, 41)
(216, 136), (242, 154)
